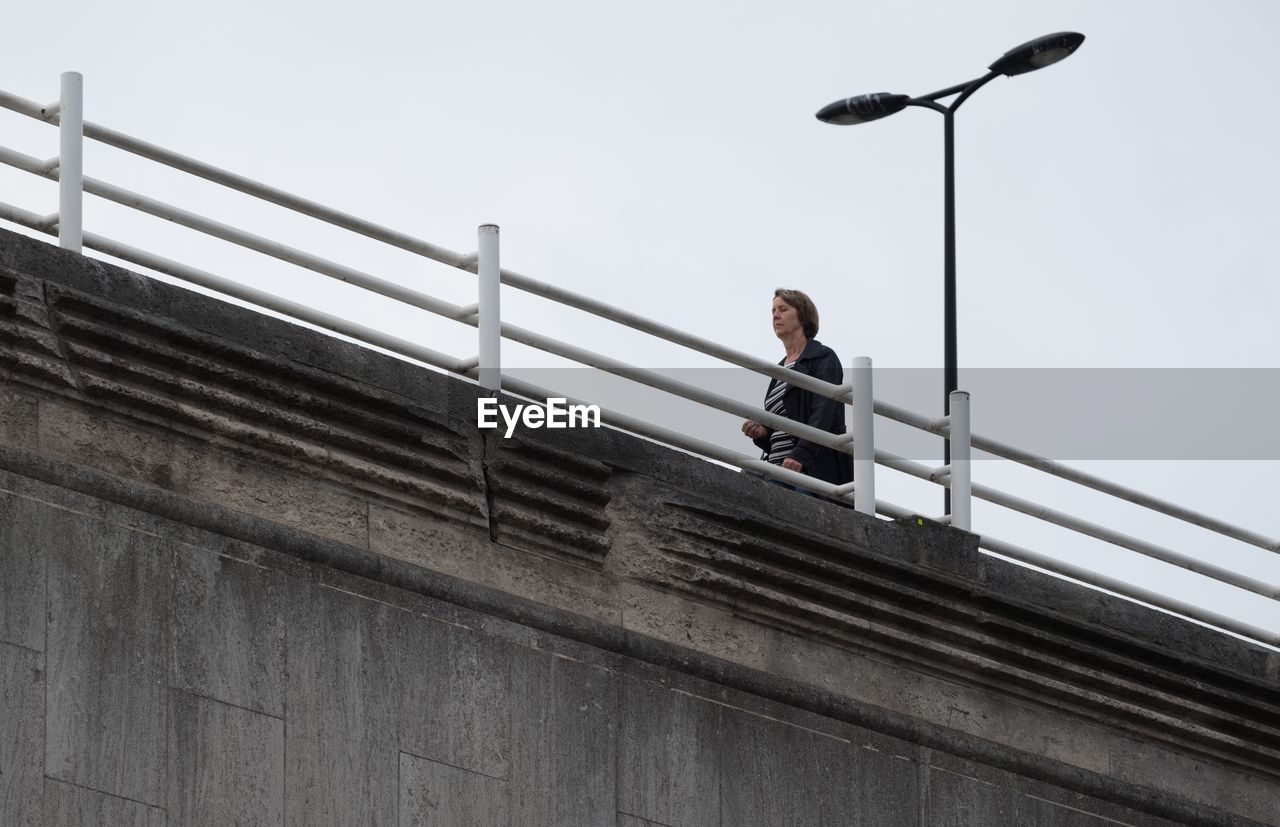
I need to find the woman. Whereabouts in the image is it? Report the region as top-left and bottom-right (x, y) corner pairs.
(741, 289), (853, 488)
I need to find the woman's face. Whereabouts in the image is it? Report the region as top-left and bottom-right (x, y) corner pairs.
(772, 296), (803, 340)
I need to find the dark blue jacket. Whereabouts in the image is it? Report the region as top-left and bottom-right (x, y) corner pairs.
(752, 338), (854, 486)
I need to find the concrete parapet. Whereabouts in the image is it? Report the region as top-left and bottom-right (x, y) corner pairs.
(1, 227), (1278, 825)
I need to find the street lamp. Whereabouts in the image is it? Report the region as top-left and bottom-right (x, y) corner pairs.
(816, 31), (1084, 517)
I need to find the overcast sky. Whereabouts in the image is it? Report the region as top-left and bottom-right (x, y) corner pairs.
(2, 1), (1277, 642)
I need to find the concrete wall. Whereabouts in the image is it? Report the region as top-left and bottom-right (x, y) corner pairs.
(1, 228), (1277, 826)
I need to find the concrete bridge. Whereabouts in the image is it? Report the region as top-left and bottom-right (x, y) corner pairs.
(1, 226), (1277, 825)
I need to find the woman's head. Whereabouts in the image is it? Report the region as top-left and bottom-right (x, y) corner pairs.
(773, 288), (819, 339)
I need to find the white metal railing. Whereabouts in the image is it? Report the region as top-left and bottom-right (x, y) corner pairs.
(1, 73), (1277, 647)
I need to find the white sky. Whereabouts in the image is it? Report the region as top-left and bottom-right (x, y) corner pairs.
(2, 1), (1277, 643)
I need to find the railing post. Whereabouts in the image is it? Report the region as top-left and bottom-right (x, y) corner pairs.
(949, 389), (971, 531)
(58, 71), (84, 253)
(852, 356), (875, 515)
(477, 224), (501, 392)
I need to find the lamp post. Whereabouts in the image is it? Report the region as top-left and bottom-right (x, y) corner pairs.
(816, 31), (1084, 517)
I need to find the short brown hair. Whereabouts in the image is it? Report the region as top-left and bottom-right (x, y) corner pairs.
(774, 288), (819, 338)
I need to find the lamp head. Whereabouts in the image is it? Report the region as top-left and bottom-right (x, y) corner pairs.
(988, 32), (1085, 76)
(815, 93), (911, 125)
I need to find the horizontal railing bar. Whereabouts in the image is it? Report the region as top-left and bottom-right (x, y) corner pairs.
(872, 499), (916, 520)
(867, 444), (1279, 599)
(81, 178), (475, 323)
(875, 450), (952, 483)
(0, 200), (470, 374)
(83, 122), (475, 270)
(492, 374), (911, 515)
(978, 534), (1280, 647)
(969, 436), (1280, 554)
(874, 397), (946, 433)
(0, 202), (57, 231)
(0, 87), (475, 271)
(970, 480), (1280, 600)
(498, 372), (775, 468)
(0, 146), (476, 324)
(496, 266), (850, 400)
(739, 459), (839, 496)
(872, 387), (1280, 555)
(485, 319), (854, 455)
(0, 145), (54, 177)
(0, 89), (53, 121)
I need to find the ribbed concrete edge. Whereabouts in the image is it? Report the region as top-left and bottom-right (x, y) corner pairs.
(0, 225), (1273, 683)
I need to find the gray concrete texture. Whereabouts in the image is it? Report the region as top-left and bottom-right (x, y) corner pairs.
(1, 228), (1278, 825)
(0, 477), (1209, 826)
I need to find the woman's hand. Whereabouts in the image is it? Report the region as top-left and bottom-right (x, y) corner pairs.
(742, 420), (767, 440)
(782, 457), (804, 473)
